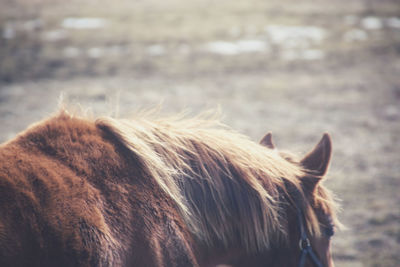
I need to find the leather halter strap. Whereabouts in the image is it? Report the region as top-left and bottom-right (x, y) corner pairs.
(297, 209), (324, 267)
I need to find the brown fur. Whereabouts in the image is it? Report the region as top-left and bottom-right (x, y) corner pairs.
(0, 110), (339, 266)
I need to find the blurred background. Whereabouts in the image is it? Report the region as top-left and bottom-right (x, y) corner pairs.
(1, 0), (399, 266)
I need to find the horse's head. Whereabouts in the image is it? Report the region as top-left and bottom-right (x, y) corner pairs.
(260, 133), (338, 267)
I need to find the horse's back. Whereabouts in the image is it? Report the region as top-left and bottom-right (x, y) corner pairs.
(0, 114), (198, 267)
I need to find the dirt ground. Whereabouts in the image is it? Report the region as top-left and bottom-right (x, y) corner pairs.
(1, 0), (400, 266)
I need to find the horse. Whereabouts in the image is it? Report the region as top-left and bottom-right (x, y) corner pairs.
(0, 110), (340, 267)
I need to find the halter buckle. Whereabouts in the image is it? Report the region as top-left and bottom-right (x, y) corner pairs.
(299, 237), (311, 250)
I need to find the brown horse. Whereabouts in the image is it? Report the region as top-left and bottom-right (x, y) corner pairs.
(0, 110), (340, 267)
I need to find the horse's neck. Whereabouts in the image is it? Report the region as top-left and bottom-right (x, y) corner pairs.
(198, 246), (296, 267)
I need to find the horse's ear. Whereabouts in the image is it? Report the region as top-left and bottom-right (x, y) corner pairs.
(260, 132), (275, 149)
(300, 133), (332, 176)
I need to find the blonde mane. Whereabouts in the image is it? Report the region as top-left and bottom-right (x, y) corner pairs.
(95, 114), (335, 252)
